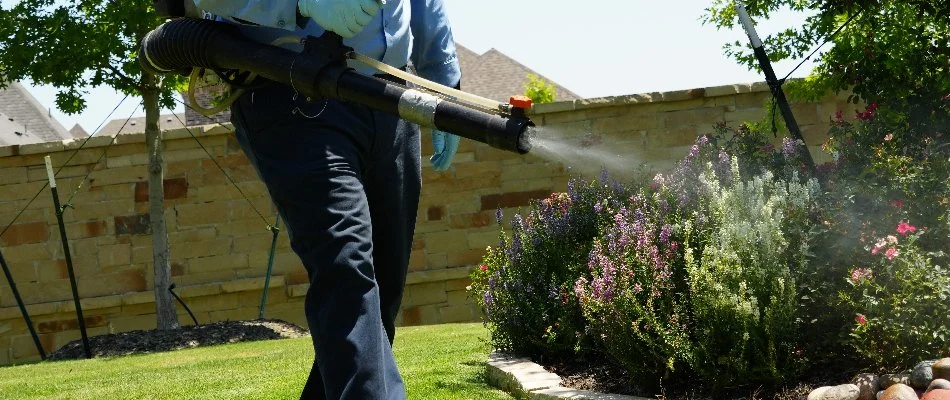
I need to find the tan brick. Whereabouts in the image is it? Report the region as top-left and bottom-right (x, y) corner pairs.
(10, 332), (54, 360)
(37, 315), (107, 333)
(3, 242), (52, 262)
(82, 268), (147, 297)
(590, 113), (661, 134)
(187, 293), (240, 313)
(217, 218), (272, 238)
(287, 283), (309, 298)
(0, 166), (28, 185)
(446, 289), (471, 306)
(221, 277), (268, 293)
(439, 305), (474, 323)
(97, 243), (132, 268)
(232, 233), (276, 253)
(35, 258), (68, 282)
(445, 277), (473, 292)
(467, 230), (498, 251)
(109, 314), (157, 333)
(134, 178), (189, 202)
(425, 252), (447, 269)
(423, 231), (469, 254)
(67, 200), (134, 222)
(172, 238), (231, 259)
(407, 282), (447, 306)
(189, 253), (248, 272)
(479, 189), (551, 211)
(446, 249), (486, 267)
(174, 203), (228, 227)
(85, 165), (148, 187)
(173, 269), (236, 286)
(228, 198), (275, 220)
(209, 308), (254, 322)
(0, 222), (48, 246)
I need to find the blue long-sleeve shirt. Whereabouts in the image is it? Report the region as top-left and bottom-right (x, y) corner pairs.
(192, 0), (461, 88)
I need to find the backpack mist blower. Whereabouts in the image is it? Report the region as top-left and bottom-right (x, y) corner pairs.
(141, 3), (533, 154)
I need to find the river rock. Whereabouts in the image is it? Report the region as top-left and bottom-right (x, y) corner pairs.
(879, 383), (919, 400)
(853, 373), (881, 400)
(934, 358), (950, 381)
(913, 360), (939, 389)
(882, 373), (911, 389)
(922, 389), (950, 400)
(930, 379), (950, 392)
(810, 384), (861, 400)
(810, 386), (833, 400)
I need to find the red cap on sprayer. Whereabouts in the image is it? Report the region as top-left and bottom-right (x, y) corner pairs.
(508, 95), (533, 109)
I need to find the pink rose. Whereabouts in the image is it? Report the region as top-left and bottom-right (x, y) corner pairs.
(856, 314), (867, 326)
(885, 248), (899, 261)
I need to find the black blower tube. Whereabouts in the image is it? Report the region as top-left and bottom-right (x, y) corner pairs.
(139, 18), (531, 154)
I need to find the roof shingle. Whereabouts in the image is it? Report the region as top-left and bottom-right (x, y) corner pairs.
(0, 81), (71, 144)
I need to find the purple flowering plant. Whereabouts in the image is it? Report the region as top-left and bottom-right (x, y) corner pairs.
(469, 176), (632, 357)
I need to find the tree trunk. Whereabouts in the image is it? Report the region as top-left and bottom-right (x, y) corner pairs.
(142, 72), (179, 330)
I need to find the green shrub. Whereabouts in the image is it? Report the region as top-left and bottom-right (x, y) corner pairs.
(841, 222), (950, 370)
(685, 160), (817, 388)
(523, 73), (557, 104)
(470, 178), (629, 358)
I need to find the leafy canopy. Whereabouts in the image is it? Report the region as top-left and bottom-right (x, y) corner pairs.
(704, 0), (949, 129)
(0, 0), (182, 114)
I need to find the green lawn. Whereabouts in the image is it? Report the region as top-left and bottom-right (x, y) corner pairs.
(0, 322), (515, 400)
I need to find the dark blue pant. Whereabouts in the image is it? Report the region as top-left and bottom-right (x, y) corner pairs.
(230, 81), (420, 400)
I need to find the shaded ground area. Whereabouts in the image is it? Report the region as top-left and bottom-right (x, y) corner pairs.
(48, 319), (309, 361)
(542, 355), (837, 400)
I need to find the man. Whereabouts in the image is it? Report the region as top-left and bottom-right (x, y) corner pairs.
(192, 0), (461, 398)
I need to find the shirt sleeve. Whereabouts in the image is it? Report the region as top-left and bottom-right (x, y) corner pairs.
(409, 0), (461, 88)
(192, 0), (298, 31)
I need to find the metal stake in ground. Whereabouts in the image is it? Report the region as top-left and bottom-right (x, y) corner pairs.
(44, 156), (91, 359)
(258, 215), (281, 320)
(0, 250), (46, 360)
(735, 2), (817, 174)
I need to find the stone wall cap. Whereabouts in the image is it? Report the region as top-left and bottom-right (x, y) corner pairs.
(0, 122), (234, 159)
(530, 80), (776, 115)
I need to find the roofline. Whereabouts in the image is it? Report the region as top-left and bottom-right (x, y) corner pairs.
(478, 48), (583, 100)
(9, 81), (70, 138)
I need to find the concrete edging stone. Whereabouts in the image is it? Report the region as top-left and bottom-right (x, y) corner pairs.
(486, 351), (651, 400)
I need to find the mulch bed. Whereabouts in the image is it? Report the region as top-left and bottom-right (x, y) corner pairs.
(47, 319), (309, 361)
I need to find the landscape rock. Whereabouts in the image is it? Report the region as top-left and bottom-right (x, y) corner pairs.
(929, 379), (950, 392)
(810, 385), (861, 400)
(922, 389), (950, 400)
(882, 373), (911, 389)
(934, 359), (950, 381)
(879, 384), (918, 400)
(853, 373), (881, 400)
(809, 386), (833, 400)
(912, 360), (939, 389)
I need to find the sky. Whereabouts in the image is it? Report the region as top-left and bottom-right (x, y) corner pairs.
(17, 1), (817, 134)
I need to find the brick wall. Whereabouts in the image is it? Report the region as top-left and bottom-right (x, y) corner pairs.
(0, 82), (859, 365)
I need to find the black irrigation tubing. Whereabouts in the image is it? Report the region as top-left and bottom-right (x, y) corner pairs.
(169, 100), (272, 227)
(0, 94), (130, 239)
(62, 105), (141, 207)
(168, 284), (199, 326)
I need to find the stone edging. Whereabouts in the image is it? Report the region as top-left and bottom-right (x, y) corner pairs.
(485, 351), (650, 400)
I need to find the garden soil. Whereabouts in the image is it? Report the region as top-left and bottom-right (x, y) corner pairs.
(47, 319), (309, 361)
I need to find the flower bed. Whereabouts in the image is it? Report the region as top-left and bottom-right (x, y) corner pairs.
(470, 103), (950, 397)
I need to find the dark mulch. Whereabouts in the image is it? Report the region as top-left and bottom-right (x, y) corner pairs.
(539, 355), (849, 400)
(47, 319), (309, 361)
